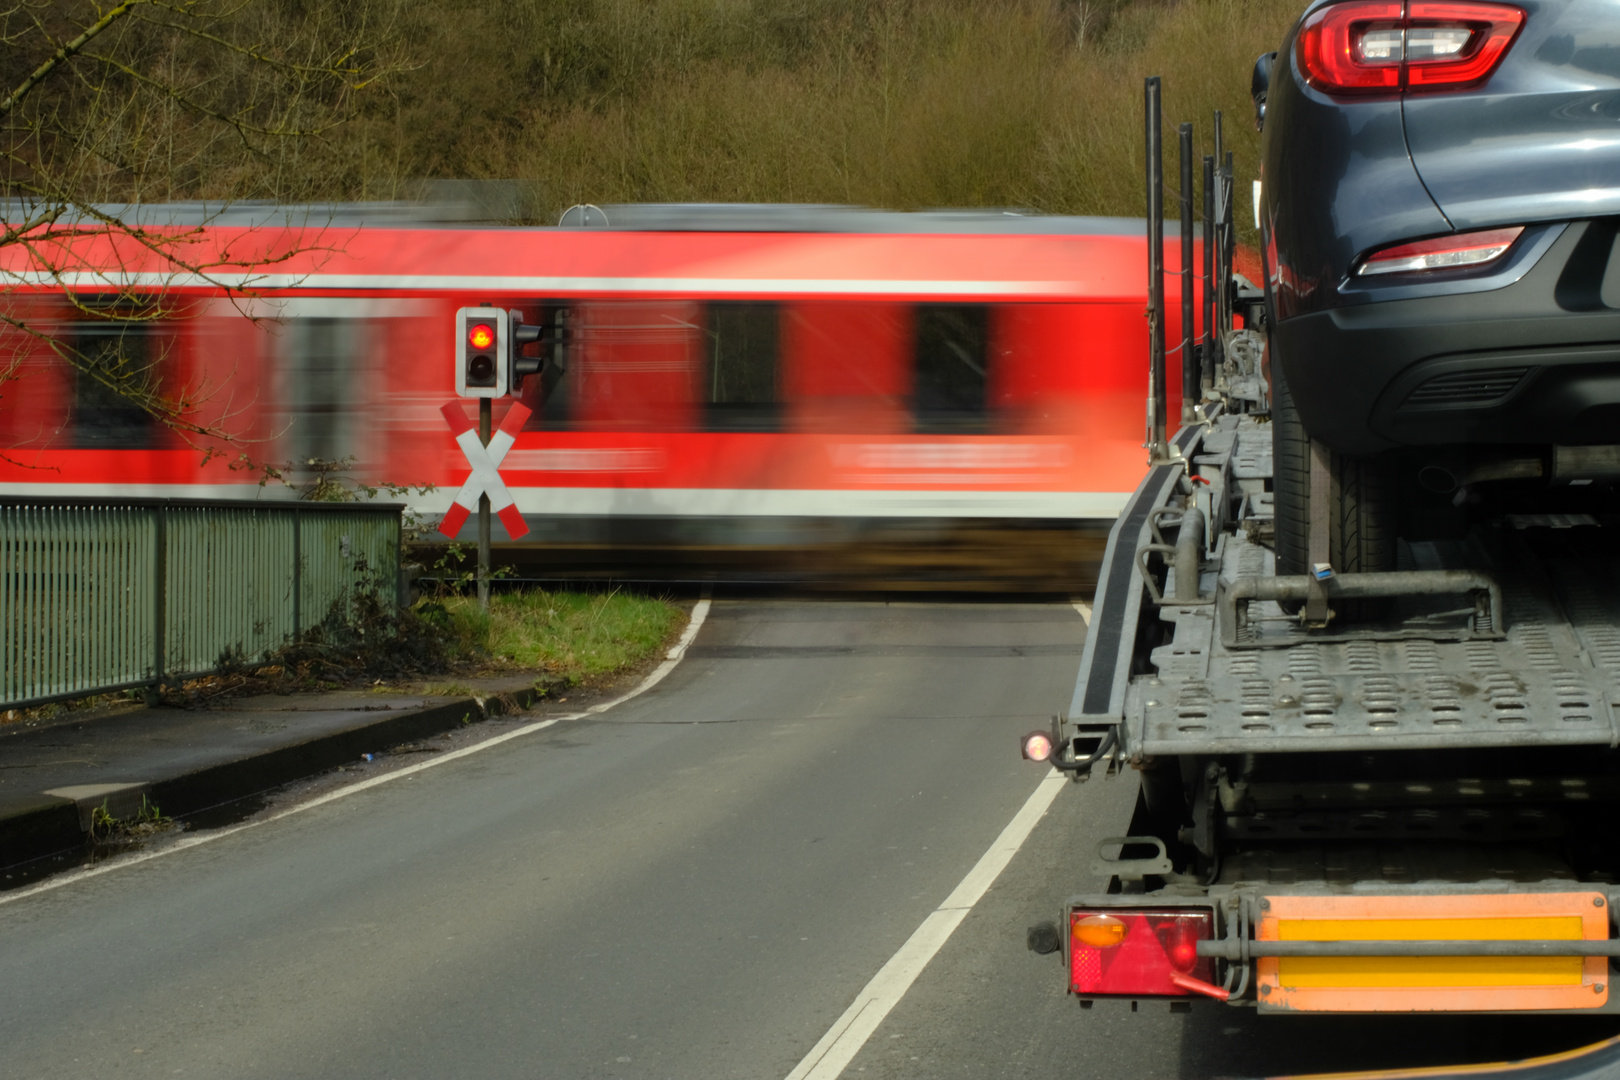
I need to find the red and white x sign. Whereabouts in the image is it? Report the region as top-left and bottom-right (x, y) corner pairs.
(437, 400), (532, 540)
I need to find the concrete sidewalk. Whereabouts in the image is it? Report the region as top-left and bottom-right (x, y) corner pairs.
(0, 678), (558, 868)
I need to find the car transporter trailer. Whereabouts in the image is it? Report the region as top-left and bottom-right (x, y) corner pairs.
(1023, 77), (1620, 1018)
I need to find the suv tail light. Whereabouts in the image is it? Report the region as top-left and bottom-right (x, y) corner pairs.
(1069, 908), (1224, 998)
(1298, 0), (1525, 95)
(1357, 225), (1524, 274)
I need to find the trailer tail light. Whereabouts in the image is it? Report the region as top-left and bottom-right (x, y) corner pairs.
(1357, 225), (1523, 275)
(1297, 1), (1525, 95)
(1069, 908), (1221, 997)
(1021, 731), (1053, 762)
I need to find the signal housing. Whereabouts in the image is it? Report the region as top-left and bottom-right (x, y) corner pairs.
(455, 306), (509, 398)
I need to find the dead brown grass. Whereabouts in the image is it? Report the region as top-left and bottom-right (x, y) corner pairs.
(10, 0), (1303, 244)
(399, 0), (1302, 244)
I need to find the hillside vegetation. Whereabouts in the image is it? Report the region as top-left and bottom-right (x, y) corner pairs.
(15, 0), (1303, 232)
(386, 0), (1299, 228)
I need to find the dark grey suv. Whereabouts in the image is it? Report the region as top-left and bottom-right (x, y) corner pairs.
(1256, 0), (1620, 578)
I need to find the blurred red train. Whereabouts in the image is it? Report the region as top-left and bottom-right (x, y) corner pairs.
(0, 203), (1202, 588)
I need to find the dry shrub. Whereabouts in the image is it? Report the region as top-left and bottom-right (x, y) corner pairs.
(9, 0), (1303, 241)
(452, 0), (1303, 243)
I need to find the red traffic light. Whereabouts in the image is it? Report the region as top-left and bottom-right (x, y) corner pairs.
(468, 323), (496, 350)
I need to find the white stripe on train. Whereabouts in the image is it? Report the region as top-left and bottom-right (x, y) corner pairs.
(4, 272), (1098, 298)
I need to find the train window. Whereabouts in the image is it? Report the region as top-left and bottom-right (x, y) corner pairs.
(282, 317), (357, 466)
(567, 301), (704, 431)
(69, 322), (158, 449)
(535, 306), (573, 427)
(912, 305), (991, 432)
(781, 302), (912, 433)
(704, 302), (779, 431)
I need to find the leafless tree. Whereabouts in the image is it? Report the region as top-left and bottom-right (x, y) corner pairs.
(0, 0), (402, 457)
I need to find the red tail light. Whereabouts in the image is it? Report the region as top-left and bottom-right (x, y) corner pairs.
(1021, 731), (1053, 762)
(1069, 907), (1218, 997)
(1297, 0), (1525, 95)
(1406, 2), (1525, 89)
(1298, 1), (1405, 92)
(1357, 225), (1524, 274)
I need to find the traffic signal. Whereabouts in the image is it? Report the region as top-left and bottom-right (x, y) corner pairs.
(455, 307), (508, 398)
(507, 307), (571, 397)
(508, 311), (543, 396)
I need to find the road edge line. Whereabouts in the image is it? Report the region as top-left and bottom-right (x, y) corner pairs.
(0, 596), (713, 907)
(783, 767), (1067, 1080)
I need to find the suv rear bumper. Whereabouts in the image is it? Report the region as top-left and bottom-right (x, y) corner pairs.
(1274, 219), (1620, 456)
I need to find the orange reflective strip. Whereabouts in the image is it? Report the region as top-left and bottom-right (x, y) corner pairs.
(1254, 892), (1610, 1013)
(1278, 955), (1582, 988)
(1277, 916), (1583, 942)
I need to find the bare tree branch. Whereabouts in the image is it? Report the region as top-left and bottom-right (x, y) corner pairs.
(1, 0), (403, 461)
(1, 1), (146, 117)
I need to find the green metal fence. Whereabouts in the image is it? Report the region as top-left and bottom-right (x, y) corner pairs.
(1, 498), (402, 710)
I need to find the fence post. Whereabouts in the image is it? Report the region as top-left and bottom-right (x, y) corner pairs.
(293, 506), (302, 640)
(148, 502), (167, 705)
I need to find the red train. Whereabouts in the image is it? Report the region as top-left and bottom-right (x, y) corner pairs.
(0, 204), (1206, 588)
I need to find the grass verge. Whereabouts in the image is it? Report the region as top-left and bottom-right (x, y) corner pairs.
(1, 588), (686, 725)
(424, 588), (686, 682)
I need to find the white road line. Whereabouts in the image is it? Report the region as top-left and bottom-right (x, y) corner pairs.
(0, 598), (712, 907)
(784, 767), (1067, 1080)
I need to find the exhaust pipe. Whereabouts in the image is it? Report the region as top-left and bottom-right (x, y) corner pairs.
(1417, 445), (1620, 494)
(1553, 445), (1620, 481)
(1417, 456), (1543, 494)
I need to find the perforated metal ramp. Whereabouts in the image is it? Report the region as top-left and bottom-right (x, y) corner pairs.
(1122, 417), (1620, 758)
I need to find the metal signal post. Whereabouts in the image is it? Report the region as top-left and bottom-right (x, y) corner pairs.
(452, 305), (542, 612)
(478, 398), (492, 610)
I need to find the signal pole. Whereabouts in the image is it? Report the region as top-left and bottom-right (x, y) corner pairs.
(446, 305), (532, 597)
(478, 398), (492, 611)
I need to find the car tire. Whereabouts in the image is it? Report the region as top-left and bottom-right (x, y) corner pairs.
(1271, 360), (1396, 618)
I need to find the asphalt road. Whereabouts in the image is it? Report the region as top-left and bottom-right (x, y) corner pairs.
(2, 597), (1617, 1079)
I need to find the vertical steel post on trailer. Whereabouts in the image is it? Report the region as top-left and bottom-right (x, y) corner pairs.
(1179, 122), (1197, 423)
(1223, 150), (1236, 339)
(478, 398), (492, 611)
(1144, 77), (1170, 463)
(1211, 105), (1231, 390)
(1211, 112), (1228, 351)
(1202, 154), (1216, 396)
(1218, 149), (1231, 331)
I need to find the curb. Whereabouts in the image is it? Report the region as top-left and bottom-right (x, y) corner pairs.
(0, 686), (546, 870)
(0, 795), (83, 868)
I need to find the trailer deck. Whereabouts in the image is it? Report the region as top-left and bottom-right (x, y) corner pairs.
(1104, 411), (1620, 759)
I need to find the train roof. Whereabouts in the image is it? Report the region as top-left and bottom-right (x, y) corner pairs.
(1, 197), (1152, 237)
(1, 196), (1202, 304)
(551, 204), (1147, 235)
